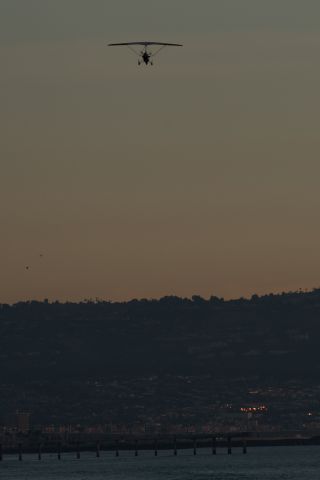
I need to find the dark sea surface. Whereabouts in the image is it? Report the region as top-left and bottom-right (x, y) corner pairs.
(1, 446), (319, 480)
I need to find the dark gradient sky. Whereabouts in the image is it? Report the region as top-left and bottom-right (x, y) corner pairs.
(1, 1), (320, 302)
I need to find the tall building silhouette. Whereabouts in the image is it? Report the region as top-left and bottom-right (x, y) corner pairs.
(16, 411), (30, 433)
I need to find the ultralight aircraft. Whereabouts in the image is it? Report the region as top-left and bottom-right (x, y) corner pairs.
(108, 41), (183, 65)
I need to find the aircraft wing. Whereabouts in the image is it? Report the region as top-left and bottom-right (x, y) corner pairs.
(108, 42), (182, 47)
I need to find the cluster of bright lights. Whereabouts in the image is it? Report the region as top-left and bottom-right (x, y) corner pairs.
(240, 406), (268, 413)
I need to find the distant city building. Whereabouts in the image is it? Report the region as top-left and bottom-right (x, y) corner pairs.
(16, 411), (30, 433)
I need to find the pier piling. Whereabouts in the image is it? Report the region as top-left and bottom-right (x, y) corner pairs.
(135, 439), (138, 456)
(212, 436), (216, 455)
(58, 442), (61, 460)
(0, 443), (3, 461)
(154, 438), (158, 456)
(18, 443), (22, 461)
(174, 437), (177, 456)
(227, 436), (232, 455)
(243, 439), (247, 454)
(116, 440), (119, 457)
(76, 442), (80, 459)
(193, 438), (197, 456)
(38, 443), (42, 461)
(96, 442), (100, 458)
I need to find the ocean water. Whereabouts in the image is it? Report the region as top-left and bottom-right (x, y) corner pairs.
(1, 446), (320, 480)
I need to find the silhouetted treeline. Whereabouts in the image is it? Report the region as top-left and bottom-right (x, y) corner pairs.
(1, 289), (320, 382)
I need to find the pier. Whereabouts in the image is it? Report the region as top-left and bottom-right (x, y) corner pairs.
(0, 433), (250, 460)
(1, 431), (318, 461)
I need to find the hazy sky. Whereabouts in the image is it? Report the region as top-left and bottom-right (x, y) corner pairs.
(1, 1), (320, 302)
